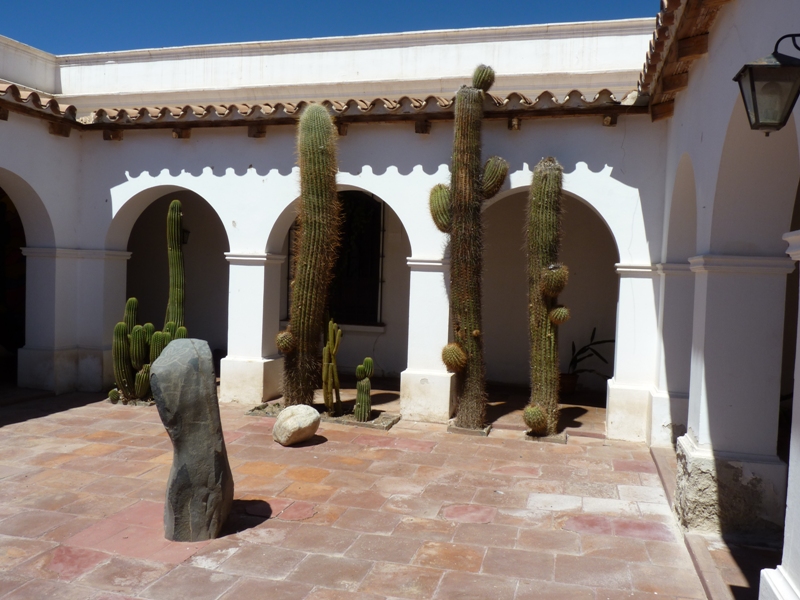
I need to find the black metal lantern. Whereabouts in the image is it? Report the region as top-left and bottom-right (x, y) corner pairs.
(733, 34), (800, 135)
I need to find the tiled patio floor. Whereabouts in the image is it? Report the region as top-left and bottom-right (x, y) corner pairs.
(0, 391), (706, 599)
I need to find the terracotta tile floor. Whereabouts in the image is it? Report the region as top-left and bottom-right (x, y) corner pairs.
(0, 391), (706, 599)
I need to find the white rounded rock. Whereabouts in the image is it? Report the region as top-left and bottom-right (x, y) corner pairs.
(272, 404), (321, 446)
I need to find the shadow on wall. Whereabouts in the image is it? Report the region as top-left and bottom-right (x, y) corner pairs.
(126, 191), (230, 369)
(482, 190), (619, 391)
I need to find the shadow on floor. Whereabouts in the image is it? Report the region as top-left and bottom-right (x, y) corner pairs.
(0, 391), (106, 428)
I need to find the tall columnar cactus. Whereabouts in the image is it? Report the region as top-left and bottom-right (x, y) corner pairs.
(276, 104), (342, 406)
(354, 357), (374, 422)
(110, 200), (189, 405)
(322, 320), (343, 415)
(524, 157), (570, 436)
(164, 200), (185, 329)
(430, 65), (509, 430)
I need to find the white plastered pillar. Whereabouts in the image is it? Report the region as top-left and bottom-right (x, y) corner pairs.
(606, 264), (660, 443)
(675, 255), (792, 533)
(75, 249), (130, 392)
(220, 252), (284, 404)
(400, 257), (455, 423)
(650, 263), (694, 446)
(17, 248), (78, 393)
(761, 233), (800, 600)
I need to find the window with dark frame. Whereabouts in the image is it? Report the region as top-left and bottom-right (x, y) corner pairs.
(286, 191), (385, 326)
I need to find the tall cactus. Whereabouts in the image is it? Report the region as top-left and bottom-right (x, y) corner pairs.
(354, 357), (374, 422)
(322, 320), (343, 415)
(277, 104), (342, 406)
(524, 157), (570, 436)
(430, 65), (508, 430)
(110, 200), (188, 405)
(164, 200), (185, 329)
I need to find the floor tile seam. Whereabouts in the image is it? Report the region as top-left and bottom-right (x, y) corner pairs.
(137, 564), (242, 600)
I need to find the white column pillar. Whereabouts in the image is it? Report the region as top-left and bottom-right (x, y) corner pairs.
(400, 257), (455, 423)
(75, 250), (130, 392)
(761, 233), (800, 600)
(649, 263), (694, 446)
(676, 255), (793, 533)
(606, 264), (660, 443)
(17, 248), (78, 393)
(220, 252), (285, 404)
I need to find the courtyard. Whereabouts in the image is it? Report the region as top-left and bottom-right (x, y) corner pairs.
(0, 389), (709, 600)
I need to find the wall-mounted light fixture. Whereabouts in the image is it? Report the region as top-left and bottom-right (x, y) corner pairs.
(733, 34), (800, 135)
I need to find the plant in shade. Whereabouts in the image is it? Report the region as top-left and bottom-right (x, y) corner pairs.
(354, 357), (374, 422)
(276, 104), (342, 406)
(524, 157), (568, 436)
(109, 200), (188, 404)
(322, 319), (343, 415)
(429, 64), (508, 430)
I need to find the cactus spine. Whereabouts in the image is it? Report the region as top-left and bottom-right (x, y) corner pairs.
(164, 200), (185, 329)
(354, 357), (374, 422)
(322, 320), (343, 414)
(429, 65), (508, 430)
(280, 104), (342, 406)
(113, 322), (135, 399)
(525, 157), (569, 436)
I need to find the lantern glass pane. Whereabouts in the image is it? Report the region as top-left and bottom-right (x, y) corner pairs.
(738, 68), (757, 126)
(751, 65), (800, 128)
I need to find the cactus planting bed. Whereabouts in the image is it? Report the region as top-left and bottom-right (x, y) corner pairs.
(248, 401), (401, 431)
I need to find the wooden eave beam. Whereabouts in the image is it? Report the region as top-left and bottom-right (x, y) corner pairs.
(677, 34), (709, 62)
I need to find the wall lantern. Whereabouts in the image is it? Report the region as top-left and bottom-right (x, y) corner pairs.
(733, 34), (800, 135)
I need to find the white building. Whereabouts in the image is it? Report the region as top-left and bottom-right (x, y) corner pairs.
(3, 1), (800, 596)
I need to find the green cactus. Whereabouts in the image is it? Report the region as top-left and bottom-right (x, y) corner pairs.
(428, 65), (508, 430)
(142, 322), (155, 344)
(135, 364), (151, 398)
(113, 322), (135, 400)
(164, 200), (185, 329)
(526, 157), (569, 436)
(164, 321), (177, 339)
(354, 357), (374, 422)
(281, 104), (342, 406)
(523, 403), (548, 436)
(124, 298), (138, 333)
(150, 331), (168, 364)
(322, 320), (343, 415)
(108, 388), (120, 404)
(175, 326), (188, 339)
(130, 325), (148, 371)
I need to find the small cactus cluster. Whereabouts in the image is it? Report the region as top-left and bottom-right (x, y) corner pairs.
(110, 200), (187, 405)
(322, 320), (343, 415)
(524, 157), (569, 436)
(429, 65), (508, 430)
(354, 357), (374, 422)
(276, 104), (342, 406)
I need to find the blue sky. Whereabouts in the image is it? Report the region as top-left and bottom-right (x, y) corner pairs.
(3, 1), (659, 55)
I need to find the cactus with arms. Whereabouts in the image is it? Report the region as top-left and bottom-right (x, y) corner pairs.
(322, 319), (343, 414)
(110, 200), (189, 404)
(277, 104), (342, 406)
(429, 65), (508, 430)
(354, 357), (374, 422)
(524, 157), (569, 436)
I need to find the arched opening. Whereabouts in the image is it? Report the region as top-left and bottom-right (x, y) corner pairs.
(278, 189), (411, 382)
(0, 187), (26, 385)
(125, 190), (230, 374)
(483, 189), (619, 430)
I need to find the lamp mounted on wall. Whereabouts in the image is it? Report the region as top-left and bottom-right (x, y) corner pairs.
(733, 34), (800, 136)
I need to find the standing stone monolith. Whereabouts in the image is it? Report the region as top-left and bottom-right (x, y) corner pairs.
(151, 338), (233, 541)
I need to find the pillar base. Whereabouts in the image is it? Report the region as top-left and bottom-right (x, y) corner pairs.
(220, 356), (283, 404)
(18, 347), (78, 394)
(606, 379), (651, 443)
(760, 567), (800, 600)
(400, 369), (454, 423)
(649, 388), (688, 447)
(675, 433), (787, 534)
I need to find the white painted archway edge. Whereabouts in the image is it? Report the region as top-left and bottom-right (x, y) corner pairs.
(491, 161), (650, 266)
